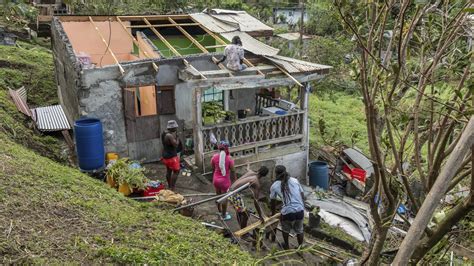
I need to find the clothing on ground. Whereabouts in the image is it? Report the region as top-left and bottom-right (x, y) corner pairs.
(224, 44), (245, 71)
(211, 153), (234, 191)
(162, 156), (180, 172)
(270, 177), (304, 215)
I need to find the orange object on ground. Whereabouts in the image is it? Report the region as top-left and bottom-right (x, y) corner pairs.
(118, 183), (132, 196)
(106, 152), (119, 161)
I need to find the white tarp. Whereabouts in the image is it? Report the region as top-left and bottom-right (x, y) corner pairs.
(319, 209), (365, 242)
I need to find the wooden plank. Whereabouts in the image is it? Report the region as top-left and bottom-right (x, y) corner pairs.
(123, 89), (160, 142)
(168, 17), (234, 78)
(118, 15), (190, 20)
(143, 17), (180, 56)
(88, 16), (125, 74)
(142, 17), (207, 80)
(268, 59), (303, 87)
(116, 17), (159, 71)
(197, 65), (277, 78)
(127, 23), (200, 28)
(234, 213), (281, 237)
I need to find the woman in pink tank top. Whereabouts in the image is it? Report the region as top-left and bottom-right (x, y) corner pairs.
(211, 140), (235, 220)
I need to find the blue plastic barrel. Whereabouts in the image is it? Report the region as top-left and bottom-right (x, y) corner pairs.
(309, 161), (329, 190)
(74, 118), (105, 171)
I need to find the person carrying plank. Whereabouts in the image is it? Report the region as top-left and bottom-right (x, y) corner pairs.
(228, 165), (269, 229)
(270, 165), (305, 250)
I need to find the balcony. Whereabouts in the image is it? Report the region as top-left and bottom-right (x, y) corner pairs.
(201, 110), (305, 157)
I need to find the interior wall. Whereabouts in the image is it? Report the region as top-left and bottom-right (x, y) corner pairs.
(228, 88), (258, 114)
(61, 21), (133, 66)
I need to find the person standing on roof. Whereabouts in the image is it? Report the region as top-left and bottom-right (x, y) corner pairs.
(211, 140), (236, 221)
(161, 120), (182, 191)
(215, 36), (247, 71)
(270, 165), (305, 250)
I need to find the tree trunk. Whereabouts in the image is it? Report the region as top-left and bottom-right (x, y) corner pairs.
(411, 197), (472, 263)
(393, 117), (474, 265)
(365, 226), (390, 266)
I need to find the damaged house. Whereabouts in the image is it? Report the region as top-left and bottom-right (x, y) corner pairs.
(51, 10), (331, 180)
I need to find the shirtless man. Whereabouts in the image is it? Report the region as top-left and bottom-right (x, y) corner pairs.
(228, 165), (269, 229)
(161, 120), (182, 191)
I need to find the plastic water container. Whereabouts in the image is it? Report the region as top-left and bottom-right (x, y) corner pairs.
(309, 161), (329, 190)
(74, 118), (105, 171)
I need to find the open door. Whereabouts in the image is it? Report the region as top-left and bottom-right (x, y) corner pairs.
(123, 87), (160, 162)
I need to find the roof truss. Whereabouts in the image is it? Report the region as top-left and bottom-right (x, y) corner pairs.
(76, 15), (301, 85)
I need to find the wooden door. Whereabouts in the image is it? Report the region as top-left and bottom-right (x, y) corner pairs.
(123, 89), (160, 162)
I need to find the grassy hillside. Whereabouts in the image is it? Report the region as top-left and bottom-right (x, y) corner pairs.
(0, 41), (252, 264)
(309, 92), (368, 154)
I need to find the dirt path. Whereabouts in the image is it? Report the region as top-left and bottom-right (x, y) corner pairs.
(144, 162), (334, 264)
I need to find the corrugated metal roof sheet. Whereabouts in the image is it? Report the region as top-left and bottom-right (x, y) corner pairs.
(220, 31), (279, 56)
(8, 87), (31, 116)
(190, 13), (238, 33)
(191, 10), (273, 34)
(277, 32), (312, 41)
(32, 105), (71, 131)
(265, 54), (332, 73)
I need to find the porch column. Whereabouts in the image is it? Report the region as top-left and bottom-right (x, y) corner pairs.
(301, 82), (310, 185)
(193, 87), (204, 171)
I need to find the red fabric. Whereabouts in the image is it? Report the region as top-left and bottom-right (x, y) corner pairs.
(162, 156), (180, 171)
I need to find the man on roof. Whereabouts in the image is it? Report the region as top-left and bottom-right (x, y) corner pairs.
(215, 36), (247, 71)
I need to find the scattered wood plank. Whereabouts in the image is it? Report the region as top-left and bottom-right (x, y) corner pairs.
(234, 213), (281, 237)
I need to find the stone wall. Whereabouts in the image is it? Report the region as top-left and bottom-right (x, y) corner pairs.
(51, 17), (82, 124)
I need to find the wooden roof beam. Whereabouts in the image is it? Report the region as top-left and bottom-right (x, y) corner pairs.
(168, 17), (234, 78)
(127, 23), (200, 28)
(88, 16), (125, 74)
(143, 17), (206, 80)
(116, 16), (159, 71)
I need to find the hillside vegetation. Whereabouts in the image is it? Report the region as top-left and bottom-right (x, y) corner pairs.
(0, 42), (252, 264)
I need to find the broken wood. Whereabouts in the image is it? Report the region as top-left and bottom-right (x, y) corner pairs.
(234, 213), (281, 237)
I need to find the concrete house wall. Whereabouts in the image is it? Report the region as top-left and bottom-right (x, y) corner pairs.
(52, 17), (312, 182)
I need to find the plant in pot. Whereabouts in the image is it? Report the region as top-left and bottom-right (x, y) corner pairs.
(202, 102), (227, 125)
(106, 158), (148, 196)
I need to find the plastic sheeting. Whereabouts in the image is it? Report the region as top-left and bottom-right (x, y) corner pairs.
(306, 196), (371, 242)
(319, 209), (365, 242)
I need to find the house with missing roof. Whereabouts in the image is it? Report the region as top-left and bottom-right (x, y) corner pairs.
(51, 9), (331, 180)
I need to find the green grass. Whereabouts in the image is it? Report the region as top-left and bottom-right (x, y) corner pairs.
(0, 40), (253, 264)
(309, 92), (368, 154)
(0, 134), (253, 264)
(0, 42), (66, 162)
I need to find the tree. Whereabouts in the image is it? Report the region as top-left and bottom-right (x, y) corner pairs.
(333, 0), (472, 264)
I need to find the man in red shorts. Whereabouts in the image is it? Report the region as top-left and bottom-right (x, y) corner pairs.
(161, 120), (181, 191)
